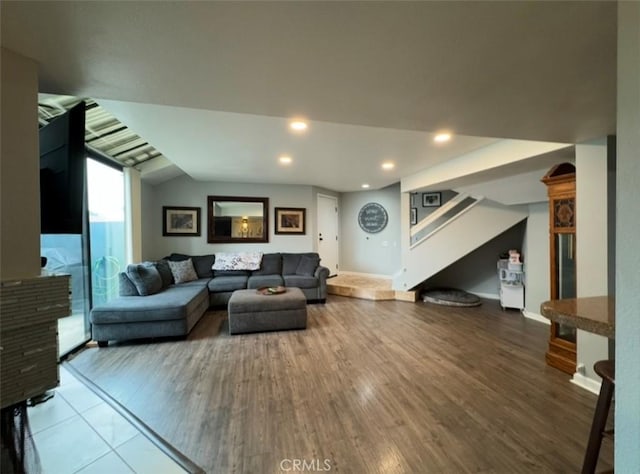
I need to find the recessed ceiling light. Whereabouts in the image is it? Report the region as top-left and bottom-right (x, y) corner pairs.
(279, 155), (292, 165)
(434, 132), (452, 143)
(381, 162), (395, 170)
(289, 120), (308, 131)
(361, 184), (370, 189)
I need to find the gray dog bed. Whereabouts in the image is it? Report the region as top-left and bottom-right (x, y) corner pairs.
(422, 288), (482, 307)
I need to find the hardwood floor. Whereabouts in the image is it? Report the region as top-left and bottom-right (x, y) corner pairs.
(68, 296), (613, 473)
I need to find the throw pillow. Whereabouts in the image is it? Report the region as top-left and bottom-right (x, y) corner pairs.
(118, 272), (139, 296)
(126, 263), (163, 296)
(212, 252), (263, 271)
(296, 255), (319, 276)
(154, 260), (174, 288)
(168, 258), (198, 284)
(191, 254), (215, 278)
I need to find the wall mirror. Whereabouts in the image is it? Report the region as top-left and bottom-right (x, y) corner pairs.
(207, 196), (269, 243)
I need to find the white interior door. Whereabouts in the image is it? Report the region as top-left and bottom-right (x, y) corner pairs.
(317, 194), (339, 275)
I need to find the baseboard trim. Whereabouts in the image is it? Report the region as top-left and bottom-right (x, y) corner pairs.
(570, 372), (602, 395)
(474, 292), (499, 301)
(522, 310), (551, 325)
(63, 360), (205, 474)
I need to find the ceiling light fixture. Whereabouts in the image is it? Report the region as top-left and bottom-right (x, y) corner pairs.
(434, 132), (452, 143)
(361, 184), (370, 189)
(279, 155), (292, 165)
(381, 162), (395, 170)
(289, 120), (308, 131)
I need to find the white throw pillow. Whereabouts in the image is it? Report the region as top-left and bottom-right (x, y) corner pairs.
(212, 252), (263, 271)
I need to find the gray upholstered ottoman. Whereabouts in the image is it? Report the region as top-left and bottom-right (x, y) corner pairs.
(228, 287), (307, 335)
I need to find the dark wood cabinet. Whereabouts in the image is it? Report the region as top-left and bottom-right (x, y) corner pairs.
(541, 163), (577, 374)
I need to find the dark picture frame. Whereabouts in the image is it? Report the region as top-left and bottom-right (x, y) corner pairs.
(410, 207), (417, 225)
(207, 196), (269, 243)
(275, 207), (306, 235)
(163, 206), (201, 236)
(422, 192), (442, 207)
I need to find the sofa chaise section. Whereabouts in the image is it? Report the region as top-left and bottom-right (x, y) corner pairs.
(90, 281), (209, 347)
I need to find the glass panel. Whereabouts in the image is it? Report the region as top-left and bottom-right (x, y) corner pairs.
(87, 159), (126, 306)
(554, 233), (577, 343)
(41, 234), (90, 357)
(555, 322), (577, 343)
(411, 196), (477, 245)
(555, 233), (576, 299)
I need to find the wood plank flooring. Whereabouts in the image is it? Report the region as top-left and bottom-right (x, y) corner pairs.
(68, 296), (613, 473)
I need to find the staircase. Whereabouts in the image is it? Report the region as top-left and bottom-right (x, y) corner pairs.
(327, 274), (417, 302)
(393, 194), (528, 291)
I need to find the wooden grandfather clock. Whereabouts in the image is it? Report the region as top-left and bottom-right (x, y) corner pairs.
(542, 163), (577, 374)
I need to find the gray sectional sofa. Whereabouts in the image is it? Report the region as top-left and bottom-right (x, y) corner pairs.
(90, 252), (329, 346)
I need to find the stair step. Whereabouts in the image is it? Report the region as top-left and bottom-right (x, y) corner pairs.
(327, 274), (417, 302)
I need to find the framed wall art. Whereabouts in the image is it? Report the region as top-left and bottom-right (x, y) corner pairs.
(275, 207), (306, 235)
(162, 206), (201, 236)
(422, 192), (442, 207)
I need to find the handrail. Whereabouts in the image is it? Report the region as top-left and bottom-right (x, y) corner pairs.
(410, 195), (484, 249)
(410, 193), (468, 237)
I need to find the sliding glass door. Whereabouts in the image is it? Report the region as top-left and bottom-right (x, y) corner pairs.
(87, 158), (126, 307)
(41, 157), (126, 357)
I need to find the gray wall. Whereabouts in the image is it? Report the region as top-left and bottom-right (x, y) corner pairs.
(340, 183), (401, 275)
(140, 176), (319, 260)
(522, 202), (550, 316)
(616, 2), (640, 470)
(425, 220), (526, 298)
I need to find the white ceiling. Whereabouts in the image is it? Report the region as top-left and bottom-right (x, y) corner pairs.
(1, 1), (617, 192)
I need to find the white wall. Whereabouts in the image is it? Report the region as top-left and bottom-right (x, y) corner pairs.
(0, 48), (41, 280)
(522, 202), (550, 319)
(426, 220), (526, 298)
(141, 175), (319, 260)
(616, 2), (640, 470)
(575, 139), (609, 385)
(339, 183), (401, 276)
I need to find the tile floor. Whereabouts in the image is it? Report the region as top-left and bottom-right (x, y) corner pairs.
(27, 365), (187, 474)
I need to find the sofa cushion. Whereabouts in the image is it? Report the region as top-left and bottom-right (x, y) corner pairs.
(252, 253), (282, 275)
(247, 274), (284, 289)
(191, 254), (215, 278)
(208, 275), (248, 292)
(213, 270), (250, 277)
(165, 253), (190, 262)
(118, 272), (139, 296)
(296, 255), (319, 276)
(282, 253), (302, 275)
(126, 263), (163, 296)
(283, 275), (319, 289)
(282, 253), (319, 275)
(154, 260), (173, 288)
(168, 259), (198, 284)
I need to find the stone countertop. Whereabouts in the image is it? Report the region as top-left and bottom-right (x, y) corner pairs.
(540, 296), (615, 339)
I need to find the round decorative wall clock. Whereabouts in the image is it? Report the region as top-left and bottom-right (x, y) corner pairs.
(358, 202), (388, 233)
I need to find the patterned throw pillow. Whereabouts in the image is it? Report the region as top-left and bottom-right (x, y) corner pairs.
(167, 258), (198, 284)
(212, 252), (263, 271)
